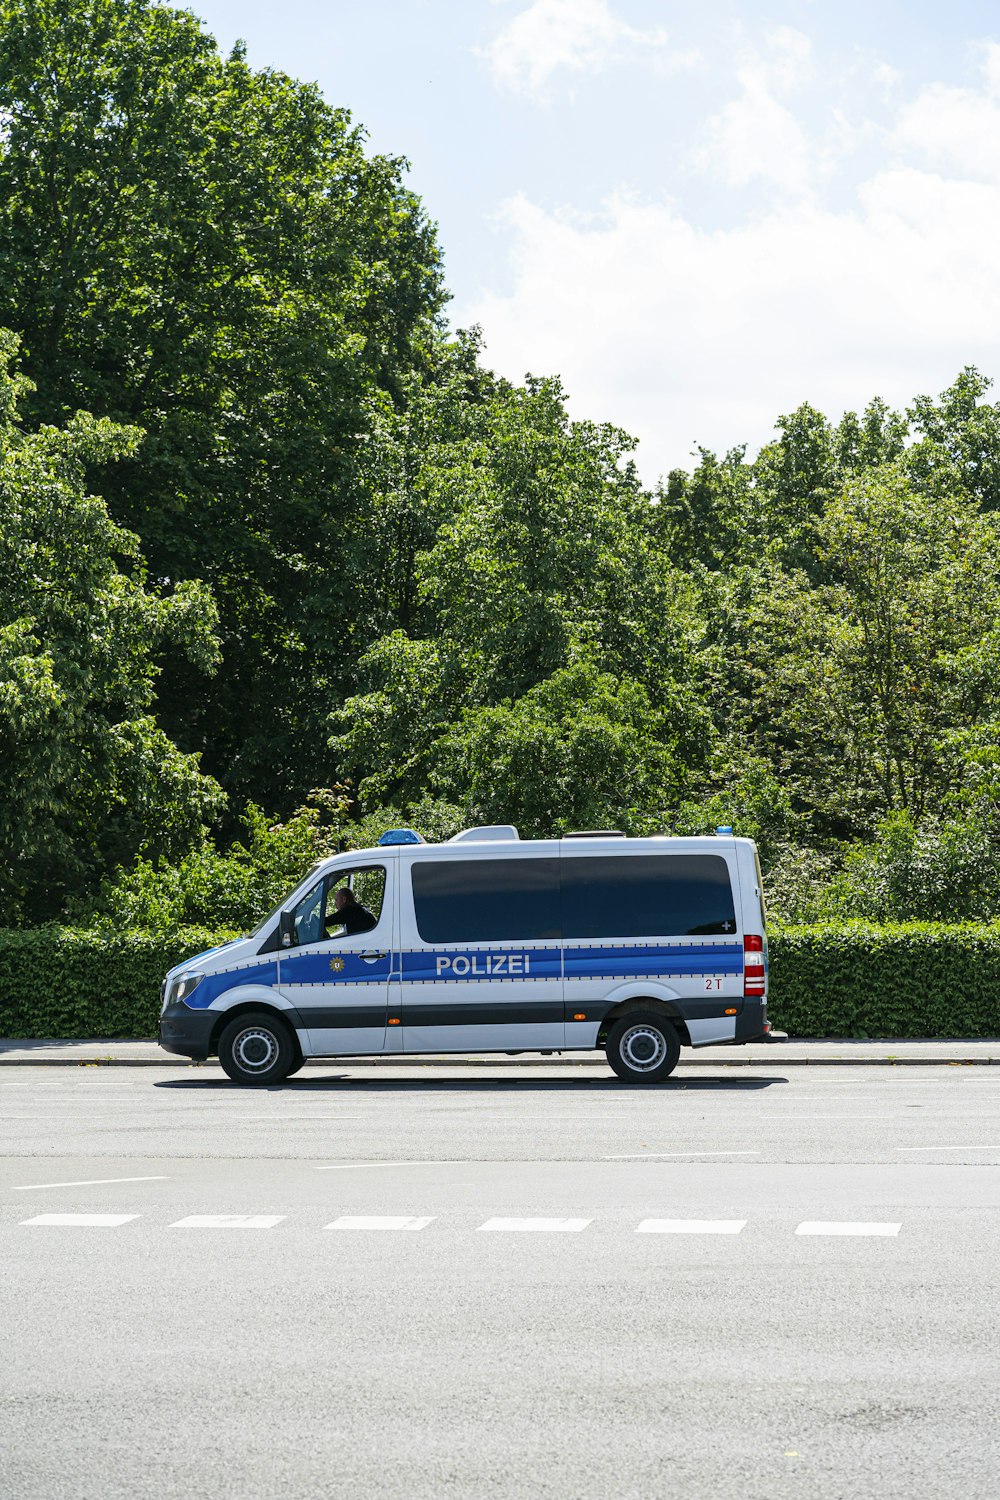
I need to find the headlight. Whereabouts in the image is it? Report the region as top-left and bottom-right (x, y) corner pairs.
(172, 972), (205, 1006)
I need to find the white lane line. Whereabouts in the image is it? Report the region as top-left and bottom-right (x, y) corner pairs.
(897, 1145), (1000, 1151)
(637, 1219), (747, 1234)
(0, 1079), (69, 1086)
(325, 1216), (435, 1231)
(796, 1222), (901, 1237)
(169, 1215), (287, 1229)
(312, 1160), (468, 1170)
(477, 1217), (592, 1233)
(21, 1213), (139, 1227)
(11, 1175), (169, 1191)
(603, 1151), (760, 1159)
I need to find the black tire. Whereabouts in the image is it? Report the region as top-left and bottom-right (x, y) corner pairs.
(218, 1010), (296, 1086)
(605, 1011), (680, 1083)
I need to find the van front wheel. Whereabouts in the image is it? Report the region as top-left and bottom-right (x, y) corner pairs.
(218, 1011), (296, 1086)
(605, 1012), (680, 1083)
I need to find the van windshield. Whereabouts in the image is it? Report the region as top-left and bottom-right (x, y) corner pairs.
(247, 862), (326, 938)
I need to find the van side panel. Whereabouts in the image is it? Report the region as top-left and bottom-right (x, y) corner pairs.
(560, 847), (745, 1049)
(398, 849), (564, 1053)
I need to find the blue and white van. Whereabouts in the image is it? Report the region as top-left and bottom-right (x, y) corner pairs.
(158, 826), (771, 1084)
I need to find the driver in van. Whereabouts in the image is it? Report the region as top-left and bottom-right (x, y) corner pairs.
(326, 886), (377, 937)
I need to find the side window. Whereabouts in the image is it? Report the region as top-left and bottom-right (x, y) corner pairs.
(288, 866), (387, 946)
(324, 866), (386, 941)
(411, 859), (560, 943)
(561, 855), (737, 938)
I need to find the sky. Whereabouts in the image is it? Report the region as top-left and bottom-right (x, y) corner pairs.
(190, 0), (1000, 482)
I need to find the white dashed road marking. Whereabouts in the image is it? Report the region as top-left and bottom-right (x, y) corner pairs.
(11, 1175), (169, 1191)
(795, 1222), (901, 1237)
(313, 1160), (467, 1171)
(477, 1217), (592, 1233)
(603, 1151), (760, 1159)
(169, 1215), (286, 1229)
(20, 1213), (139, 1227)
(324, 1215), (436, 1231)
(636, 1219), (747, 1234)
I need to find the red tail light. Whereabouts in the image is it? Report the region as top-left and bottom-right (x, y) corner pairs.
(744, 933), (765, 997)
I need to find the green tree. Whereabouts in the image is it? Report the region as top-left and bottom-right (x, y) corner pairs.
(0, 331), (222, 922)
(0, 0), (447, 809)
(333, 376), (711, 815)
(438, 655), (706, 837)
(907, 367), (1000, 510)
(719, 464), (1000, 839)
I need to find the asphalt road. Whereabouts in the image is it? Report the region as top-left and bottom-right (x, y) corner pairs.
(3, 1062), (1000, 1499)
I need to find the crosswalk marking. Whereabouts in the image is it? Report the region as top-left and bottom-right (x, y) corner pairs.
(795, 1221), (901, 1237)
(477, 1217), (592, 1233)
(636, 1219), (747, 1234)
(3, 1213), (910, 1236)
(20, 1213), (139, 1227)
(169, 1215), (286, 1229)
(324, 1215), (436, 1231)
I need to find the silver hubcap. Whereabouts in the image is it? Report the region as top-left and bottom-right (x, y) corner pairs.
(233, 1027), (279, 1074)
(620, 1024), (667, 1073)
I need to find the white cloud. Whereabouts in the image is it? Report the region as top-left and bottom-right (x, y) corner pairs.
(459, 34), (1000, 481)
(691, 29), (818, 195)
(692, 79), (813, 194)
(480, 0), (695, 97)
(461, 168), (1000, 480)
(893, 43), (1000, 181)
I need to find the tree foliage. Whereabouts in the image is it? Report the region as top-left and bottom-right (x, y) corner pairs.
(0, 330), (221, 921)
(0, 0), (447, 807)
(2, 0), (1000, 931)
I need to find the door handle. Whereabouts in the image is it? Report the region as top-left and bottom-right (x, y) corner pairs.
(360, 950), (388, 963)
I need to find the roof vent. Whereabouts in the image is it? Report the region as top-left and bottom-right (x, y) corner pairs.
(448, 825), (520, 843)
(564, 830), (626, 839)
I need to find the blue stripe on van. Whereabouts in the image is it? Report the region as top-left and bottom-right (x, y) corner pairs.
(185, 942), (742, 1006)
(279, 951), (392, 987)
(187, 961), (280, 1008)
(563, 944), (742, 980)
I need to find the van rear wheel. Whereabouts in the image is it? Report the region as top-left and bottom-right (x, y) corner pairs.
(218, 1011), (296, 1086)
(605, 1012), (680, 1083)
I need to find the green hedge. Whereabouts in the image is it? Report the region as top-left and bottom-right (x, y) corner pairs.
(1, 922), (999, 1040)
(0, 927), (235, 1039)
(768, 922), (1000, 1037)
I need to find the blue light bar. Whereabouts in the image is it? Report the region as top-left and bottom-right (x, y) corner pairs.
(377, 828), (425, 845)
(716, 825), (734, 836)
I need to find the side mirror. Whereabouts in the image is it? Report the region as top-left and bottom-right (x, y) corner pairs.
(279, 910), (295, 948)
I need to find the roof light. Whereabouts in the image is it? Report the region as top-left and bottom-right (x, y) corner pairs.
(716, 825), (733, 836)
(377, 828), (425, 845)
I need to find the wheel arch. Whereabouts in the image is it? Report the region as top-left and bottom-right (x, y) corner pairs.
(208, 998), (303, 1059)
(597, 995), (691, 1049)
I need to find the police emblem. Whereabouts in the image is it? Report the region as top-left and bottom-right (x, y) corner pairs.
(329, 957), (345, 973)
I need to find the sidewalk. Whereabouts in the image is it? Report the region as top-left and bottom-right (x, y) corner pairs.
(1, 1038), (999, 1066)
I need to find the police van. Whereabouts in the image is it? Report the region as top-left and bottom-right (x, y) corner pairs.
(158, 826), (771, 1085)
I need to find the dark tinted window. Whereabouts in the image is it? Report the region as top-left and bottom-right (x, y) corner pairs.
(561, 854), (736, 938)
(412, 858), (560, 943)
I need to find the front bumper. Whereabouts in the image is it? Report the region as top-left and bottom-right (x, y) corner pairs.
(158, 1002), (217, 1060)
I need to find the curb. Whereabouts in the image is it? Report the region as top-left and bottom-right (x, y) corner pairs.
(1, 1053), (998, 1068)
